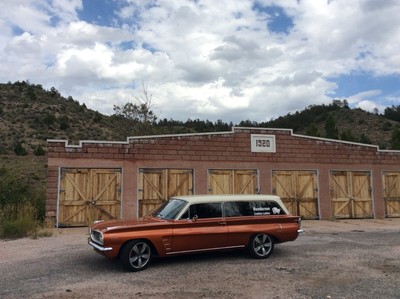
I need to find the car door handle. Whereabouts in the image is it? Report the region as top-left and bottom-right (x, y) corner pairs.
(219, 221), (227, 225)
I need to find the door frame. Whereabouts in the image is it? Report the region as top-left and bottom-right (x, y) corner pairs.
(56, 167), (123, 227)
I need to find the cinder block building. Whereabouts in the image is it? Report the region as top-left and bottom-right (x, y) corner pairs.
(46, 127), (400, 226)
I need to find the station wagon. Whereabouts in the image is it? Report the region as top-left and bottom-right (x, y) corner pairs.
(88, 194), (303, 271)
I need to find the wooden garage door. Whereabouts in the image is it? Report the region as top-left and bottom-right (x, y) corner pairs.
(272, 170), (319, 219)
(208, 169), (258, 195)
(330, 171), (373, 219)
(58, 168), (122, 227)
(382, 172), (400, 217)
(138, 169), (193, 217)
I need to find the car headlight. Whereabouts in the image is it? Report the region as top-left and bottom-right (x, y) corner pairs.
(91, 229), (104, 245)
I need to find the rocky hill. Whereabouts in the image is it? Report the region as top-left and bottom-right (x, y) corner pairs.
(260, 102), (399, 150)
(0, 81), (121, 155)
(1, 81), (400, 157)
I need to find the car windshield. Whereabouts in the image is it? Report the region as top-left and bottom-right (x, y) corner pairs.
(151, 198), (187, 220)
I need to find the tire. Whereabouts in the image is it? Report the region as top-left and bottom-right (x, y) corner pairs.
(248, 233), (274, 259)
(120, 240), (152, 272)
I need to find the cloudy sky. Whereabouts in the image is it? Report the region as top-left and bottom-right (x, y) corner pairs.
(1, 0), (399, 123)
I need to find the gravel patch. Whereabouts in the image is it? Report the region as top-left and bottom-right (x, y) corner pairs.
(1, 219), (399, 299)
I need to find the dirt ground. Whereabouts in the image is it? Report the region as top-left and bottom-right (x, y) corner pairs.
(1, 218), (400, 299)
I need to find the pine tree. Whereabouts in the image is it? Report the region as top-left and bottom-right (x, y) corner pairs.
(325, 115), (339, 139)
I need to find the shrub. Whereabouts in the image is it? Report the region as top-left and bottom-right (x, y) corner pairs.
(42, 113), (56, 126)
(14, 142), (28, 156)
(340, 129), (356, 142)
(382, 121), (392, 131)
(391, 129), (400, 150)
(0, 204), (37, 238)
(34, 145), (46, 156)
(0, 167), (47, 238)
(359, 133), (372, 144)
(0, 146), (7, 154)
(93, 111), (102, 123)
(58, 116), (70, 130)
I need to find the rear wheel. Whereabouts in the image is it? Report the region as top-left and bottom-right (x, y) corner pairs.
(120, 240), (152, 271)
(249, 233), (274, 259)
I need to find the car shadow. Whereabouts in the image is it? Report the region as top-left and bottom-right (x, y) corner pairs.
(148, 247), (286, 270)
(82, 247), (287, 273)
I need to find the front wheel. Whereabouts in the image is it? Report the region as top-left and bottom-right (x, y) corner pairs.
(120, 240), (152, 271)
(249, 234), (274, 259)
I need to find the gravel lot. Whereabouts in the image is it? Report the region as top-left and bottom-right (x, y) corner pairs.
(1, 219), (399, 299)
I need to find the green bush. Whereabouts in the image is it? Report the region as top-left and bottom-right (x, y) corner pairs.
(34, 145), (46, 156)
(58, 116), (70, 130)
(0, 146), (7, 154)
(0, 167), (29, 205)
(14, 142), (28, 156)
(42, 113), (56, 126)
(0, 167), (46, 238)
(1, 204), (37, 238)
(391, 128), (400, 150)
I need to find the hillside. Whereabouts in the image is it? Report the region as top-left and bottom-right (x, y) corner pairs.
(0, 81), (232, 155)
(256, 101), (399, 150)
(1, 82), (400, 157)
(0, 81), (121, 155)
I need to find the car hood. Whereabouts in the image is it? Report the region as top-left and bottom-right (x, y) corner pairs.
(90, 216), (166, 232)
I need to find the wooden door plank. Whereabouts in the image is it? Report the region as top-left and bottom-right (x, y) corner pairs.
(235, 170), (257, 194)
(273, 172), (294, 198)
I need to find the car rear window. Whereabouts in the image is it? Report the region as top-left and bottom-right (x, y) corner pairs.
(224, 201), (286, 217)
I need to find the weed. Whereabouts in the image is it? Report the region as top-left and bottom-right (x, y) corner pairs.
(0, 204), (37, 238)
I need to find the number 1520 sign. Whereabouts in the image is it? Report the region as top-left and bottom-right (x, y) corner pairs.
(251, 135), (276, 153)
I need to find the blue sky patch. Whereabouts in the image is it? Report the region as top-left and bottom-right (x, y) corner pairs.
(78, 0), (119, 27)
(252, 3), (294, 34)
(119, 40), (136, 50)
(11, 25), (24, 35)
(330, 73), (400, 107)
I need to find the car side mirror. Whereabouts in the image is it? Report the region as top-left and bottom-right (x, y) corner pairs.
(192, 215), (198, 221)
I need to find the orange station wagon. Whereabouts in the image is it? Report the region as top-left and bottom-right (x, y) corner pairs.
(88, 195), (303, 271)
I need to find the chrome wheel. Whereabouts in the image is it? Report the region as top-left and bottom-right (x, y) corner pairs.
(121, 240), (152, 271)
(249, 234), (274, 259)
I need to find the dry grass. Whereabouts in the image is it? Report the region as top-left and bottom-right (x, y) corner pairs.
(0, 204), (53, 239)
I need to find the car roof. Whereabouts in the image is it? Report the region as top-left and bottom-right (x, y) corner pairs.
(171, 194), (283, 204)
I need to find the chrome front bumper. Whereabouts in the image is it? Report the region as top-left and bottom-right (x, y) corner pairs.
(297, 229), (305, 233)
(88, 239), (113, 252)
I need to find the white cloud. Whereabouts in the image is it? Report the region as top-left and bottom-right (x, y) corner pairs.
(0, 0), (399, 124)
(357, 100), (385, 113)
(346, 90), (386, 113)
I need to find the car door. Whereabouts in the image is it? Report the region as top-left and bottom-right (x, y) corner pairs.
(171, 202), (228, 253)
(224, 201), (283, 247)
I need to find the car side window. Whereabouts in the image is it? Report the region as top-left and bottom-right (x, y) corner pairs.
(225, 201), (286, 217)
(180, 209), (189, 219)
(268, 201), (286, 215)
(188, 203), (222, 219)
(224, 202), (253, 217)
